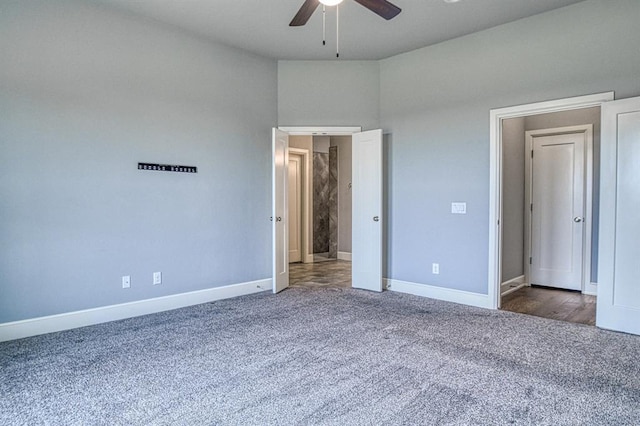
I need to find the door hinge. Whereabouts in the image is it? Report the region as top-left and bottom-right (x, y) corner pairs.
(529, 257), (532, 265)
(531, 150), (534, 158)
(530, 203), (533, 212)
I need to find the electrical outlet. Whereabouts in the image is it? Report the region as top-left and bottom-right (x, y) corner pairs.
(122, 275), (131, 289)
(153, 272), (162, 285)
(432, 263), (440, 274)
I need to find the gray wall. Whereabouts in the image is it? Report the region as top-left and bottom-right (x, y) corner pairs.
(3, 0), (640, 325)
(0, 0), (277, 322)
(380, 0), (640, 294)
(289, 135), (314, 152)
(524, 107), (601, 283)
(278, 61), (380, 130)
(331, 136), (352, 253)
(501, 118), (526, 282)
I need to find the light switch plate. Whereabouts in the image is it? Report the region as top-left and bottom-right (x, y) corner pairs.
(451, 202), (467, 214)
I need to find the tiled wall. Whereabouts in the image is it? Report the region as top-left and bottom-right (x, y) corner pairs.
(313, 149), (339, 256)
(328, 146), (338, 258)
(313, 152), (330, 253)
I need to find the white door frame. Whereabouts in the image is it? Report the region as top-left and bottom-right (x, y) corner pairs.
(524, 125), (593, 293)
(275, 126), (362, 291)
(279, 126), (361, 136)
(488, 92), (613, 309)
(288, 148), (311, 264)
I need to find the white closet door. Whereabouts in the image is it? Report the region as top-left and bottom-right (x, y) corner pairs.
(597, 97), (640, 335)
(352, 129), (383, 292)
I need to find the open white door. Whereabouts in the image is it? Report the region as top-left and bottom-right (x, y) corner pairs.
(352, 129), (383, 292)
(272, 128), (289, 293)
(597, 97), (640, 335)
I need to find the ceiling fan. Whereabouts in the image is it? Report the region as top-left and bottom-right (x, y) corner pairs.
(289, 0), (401, 27)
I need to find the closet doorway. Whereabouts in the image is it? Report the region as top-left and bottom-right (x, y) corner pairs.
(488, 93), (614, 325)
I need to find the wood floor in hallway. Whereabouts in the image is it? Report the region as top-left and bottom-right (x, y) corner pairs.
(501, 285), (596, 326)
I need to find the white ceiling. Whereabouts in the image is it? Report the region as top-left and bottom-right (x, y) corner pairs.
(99, 0), (586, 60)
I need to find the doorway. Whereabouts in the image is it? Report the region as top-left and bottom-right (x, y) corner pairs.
(488, 92), (613, 324)
(500, 116), (597, 325)
(273, 127), (384, 294)
(289, 135), (353, 289)
(286, 135), (353, 265)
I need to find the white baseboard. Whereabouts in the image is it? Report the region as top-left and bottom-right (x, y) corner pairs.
(501, 275), (527, 296)
(0, 278), (271, 343)
(583, 282), (597, 296)
(384, 278), (491, 309)
(337, 251), (352, 261)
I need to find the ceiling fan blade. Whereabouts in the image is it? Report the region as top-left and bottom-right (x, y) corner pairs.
(353, 0), (401, 20)
(290, 0), (321, 27)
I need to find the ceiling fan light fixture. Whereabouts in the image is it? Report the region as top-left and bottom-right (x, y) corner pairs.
(319, 0), (344, 6)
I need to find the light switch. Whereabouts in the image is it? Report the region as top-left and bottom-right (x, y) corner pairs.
(451, 202), (467, 214)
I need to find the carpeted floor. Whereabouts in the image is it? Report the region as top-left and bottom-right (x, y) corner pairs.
(1, 288), (639, 425)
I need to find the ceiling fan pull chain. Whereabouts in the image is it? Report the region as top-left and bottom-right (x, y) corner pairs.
(323, 5), (326, 46)
(336, 4), (340, 58)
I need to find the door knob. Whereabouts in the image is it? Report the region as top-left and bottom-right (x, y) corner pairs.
(373, 216), (379, 222)
(573, 216), (584, 223)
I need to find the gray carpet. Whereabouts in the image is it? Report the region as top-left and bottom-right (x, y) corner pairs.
(1, 287), (639, 425)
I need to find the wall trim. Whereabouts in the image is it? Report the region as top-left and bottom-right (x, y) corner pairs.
(583, 282), (597, 296)
(501, 275), (527, 296)
(337, 251), (352, 261)
(279, 126), (362, 136)
(384, 278), (492, 309)
(0, 278), (271, 343)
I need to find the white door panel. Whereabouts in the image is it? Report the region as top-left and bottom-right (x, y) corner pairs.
(530, 134), (584, 290)
(272, 128), (289, 293)
(352, 129), (383, 292)
(613, 112), (640, 308)
(288, 154), (302, 263)
(598, 98), (640, 335)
